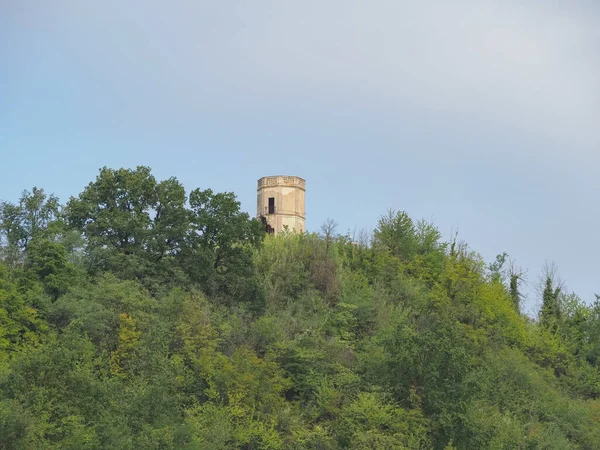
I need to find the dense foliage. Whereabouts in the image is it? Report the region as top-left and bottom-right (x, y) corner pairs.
(1, 166), (599, 449)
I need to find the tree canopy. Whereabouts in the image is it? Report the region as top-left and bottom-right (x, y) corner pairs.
(0, 167), (599, 449)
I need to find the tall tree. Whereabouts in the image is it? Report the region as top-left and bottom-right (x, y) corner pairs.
(373, 209), (416, 261)
(539, 265), (562, 329)
(185, 188), (264, 303)
(488, 252), (508, 285)
(320, 218), (338, 256)
(26, 238), (80, 299)
(0, 187), (59, 250)
(65, 166), (189, 281)
(507, 260), (526, 314)
(188, 188), (263, 268)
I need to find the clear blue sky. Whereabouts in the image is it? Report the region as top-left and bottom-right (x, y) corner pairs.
(1, 1), (599, 314)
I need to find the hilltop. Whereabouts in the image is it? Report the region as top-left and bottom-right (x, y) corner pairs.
(1, 166), (599, 449)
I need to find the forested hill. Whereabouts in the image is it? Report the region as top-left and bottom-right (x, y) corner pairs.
(1, 166), (599, 449)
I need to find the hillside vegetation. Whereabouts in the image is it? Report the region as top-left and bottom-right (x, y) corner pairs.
(1, 166), (599, 449)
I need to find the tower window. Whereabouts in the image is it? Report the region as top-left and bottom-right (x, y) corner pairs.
(268, 197), (275, 214)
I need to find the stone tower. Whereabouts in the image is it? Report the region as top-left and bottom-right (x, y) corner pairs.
(257, 175), (305, 234)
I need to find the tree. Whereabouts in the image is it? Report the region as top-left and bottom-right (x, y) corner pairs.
(410, 220), (446, 284)
(488, 252), (508, 285)
(65, 166), (189, 283)
(320, 218), (338, 256)
(0, 188), (60, 265)
(188, 188), (262, 269)
(0, 202), (26, 249)
(148, 176), (190, 262)
(19, 188), (60, 241)
(184, 188), (264, 304)
(26, 238), (80, 299)
(507, 259), (526, 313)
(373, 210), (416, 261)
(539, 263), (563, 329)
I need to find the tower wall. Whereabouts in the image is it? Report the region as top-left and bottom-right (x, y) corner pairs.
(257, 176), (305, 234)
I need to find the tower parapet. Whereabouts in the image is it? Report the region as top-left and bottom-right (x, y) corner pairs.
(257, 175), (305, 234)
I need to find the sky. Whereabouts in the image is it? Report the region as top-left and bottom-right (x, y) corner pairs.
(1, 0), (599, 315)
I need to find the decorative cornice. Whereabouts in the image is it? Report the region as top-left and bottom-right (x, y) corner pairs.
(257, 176), (306, 190)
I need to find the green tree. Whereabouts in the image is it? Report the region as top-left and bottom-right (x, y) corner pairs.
(373, 209), (416, 261)
(26, 238), (81, 299)
(0, 188), (60, 267)
(65, 166), (189, 286)
(487, 252), (507, 285)
(184, 188), (264, 304)
(540, 276), (561, 329)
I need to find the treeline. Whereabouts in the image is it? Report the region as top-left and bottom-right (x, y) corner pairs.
(1, 166), (599, 449)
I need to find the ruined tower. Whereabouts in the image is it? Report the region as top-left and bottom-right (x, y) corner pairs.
(257, 175), (305, 234)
